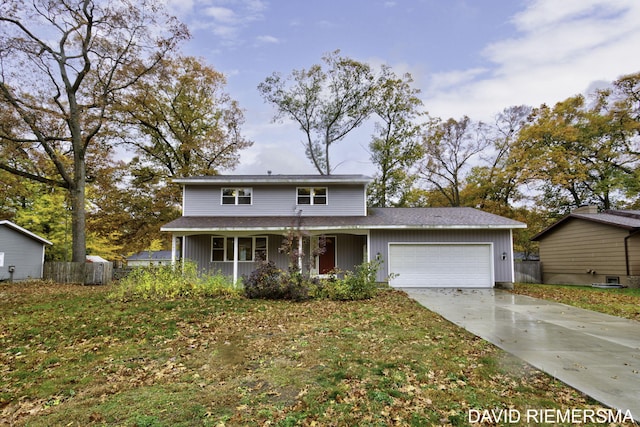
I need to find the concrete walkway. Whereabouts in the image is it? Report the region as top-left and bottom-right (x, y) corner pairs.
(403, 288), (640, 421)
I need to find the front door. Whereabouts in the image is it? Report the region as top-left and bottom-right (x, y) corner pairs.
(318, 237), (336, 274)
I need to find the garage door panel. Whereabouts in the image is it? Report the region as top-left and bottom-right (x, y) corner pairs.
(389, 244), (492, 288)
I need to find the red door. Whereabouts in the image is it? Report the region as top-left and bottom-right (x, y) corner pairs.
(319, 237), (335, 274)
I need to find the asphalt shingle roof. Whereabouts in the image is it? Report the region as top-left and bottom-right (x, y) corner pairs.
(161, 207), (526, 232)
(571, 212), (640, 229)
(532, 210), (640, 240)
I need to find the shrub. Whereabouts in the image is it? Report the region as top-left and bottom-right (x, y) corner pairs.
(314, 260), (382, 301)
(243, 259), (382, 302)
(242, 261), (310, 301)
(109, 261), (240, 301)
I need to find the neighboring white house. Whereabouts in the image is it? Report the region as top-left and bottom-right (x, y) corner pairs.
(161, 175), (527, 287)
(127, 250), (173, 267)
(0, 220), (52, 282)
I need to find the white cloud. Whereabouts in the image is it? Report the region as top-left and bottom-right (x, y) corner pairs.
(426, 68), (488, 93)
(184, 0), (268, 44)
(256, 35), (280, 44)
(205, 6), (237, 23)
(165, 0), (195, 15)
(245, 0), (267, 14)
(510, 0), (630, 32)
(422, 0), (640, 122)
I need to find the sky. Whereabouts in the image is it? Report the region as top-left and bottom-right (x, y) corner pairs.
(166, 0), (640, 176)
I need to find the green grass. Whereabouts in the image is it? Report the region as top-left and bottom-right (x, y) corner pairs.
(512, 283), (640, 321)
(1, 281), (629, 426)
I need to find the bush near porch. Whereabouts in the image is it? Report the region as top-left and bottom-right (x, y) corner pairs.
(242, 259), (382, 301)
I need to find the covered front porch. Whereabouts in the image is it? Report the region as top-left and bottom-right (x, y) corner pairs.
(169, 230), (369, 283)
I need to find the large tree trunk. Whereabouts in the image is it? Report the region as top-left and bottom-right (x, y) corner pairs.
(70, 155), (87, 262)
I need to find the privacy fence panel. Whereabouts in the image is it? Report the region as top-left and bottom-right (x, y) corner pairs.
(44, 262), (113, 285)
(514, 261), (541, 284)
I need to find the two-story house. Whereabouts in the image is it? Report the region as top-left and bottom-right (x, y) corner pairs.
(161, 174), (526, 288)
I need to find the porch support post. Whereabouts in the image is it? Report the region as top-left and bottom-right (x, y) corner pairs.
(233, 236), (239, 284)
(298, 235), (303, 272)
(171, 234), (176, 264)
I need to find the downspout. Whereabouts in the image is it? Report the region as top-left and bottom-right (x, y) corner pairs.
(624, 228), (640, 276)
(509, 229), (515, 283)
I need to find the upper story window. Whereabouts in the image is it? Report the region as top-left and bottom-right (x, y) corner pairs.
(222, 187), (252, 205)
(297, 187), (327, 205)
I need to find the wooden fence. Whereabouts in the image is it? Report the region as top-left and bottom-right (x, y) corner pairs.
(514, 261), (541, 284)
(44, 262), (113, 285)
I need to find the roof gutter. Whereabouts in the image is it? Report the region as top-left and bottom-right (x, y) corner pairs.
(624, 228), (640, 276)
(173, 176), (372, 185)
(160, 224), (526, 233)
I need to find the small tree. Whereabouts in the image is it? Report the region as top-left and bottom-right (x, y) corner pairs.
(278, 213), (326, 277)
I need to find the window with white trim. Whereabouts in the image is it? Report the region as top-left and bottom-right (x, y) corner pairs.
(297, 187), (327, 205)
(222, 187), (252, 205)
(211, 236), (267, 262)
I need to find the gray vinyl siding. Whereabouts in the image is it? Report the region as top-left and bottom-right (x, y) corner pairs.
(538, 219), (633, 284)
(370, 229), (513, 283)
(334, 234), (367, 272)
(183, 184), (366, 216)
(0, 226), (45, 281)
(182, 233), (366, 280)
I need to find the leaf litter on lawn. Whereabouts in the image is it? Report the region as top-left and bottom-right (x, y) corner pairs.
(1, 281), (629, 426)
(511, 283), (640, 321)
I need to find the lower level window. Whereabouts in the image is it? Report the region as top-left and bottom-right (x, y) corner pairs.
(211, 236), (267, 262)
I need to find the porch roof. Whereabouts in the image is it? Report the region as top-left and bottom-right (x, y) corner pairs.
(161, 207), (526, 233)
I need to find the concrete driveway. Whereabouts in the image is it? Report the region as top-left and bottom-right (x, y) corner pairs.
(403, 288), (640, 421)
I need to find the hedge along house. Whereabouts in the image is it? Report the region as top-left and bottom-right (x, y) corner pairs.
(161, 175), (526, 288)
(0, 220), (52, 282)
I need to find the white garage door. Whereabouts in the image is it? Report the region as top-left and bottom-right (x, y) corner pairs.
(388, 243), (493, 288)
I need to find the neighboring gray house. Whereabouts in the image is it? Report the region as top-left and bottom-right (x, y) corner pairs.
(0, 220), (52, 282)
(127, 250), (173, 267)
(161, 175), (526, 287)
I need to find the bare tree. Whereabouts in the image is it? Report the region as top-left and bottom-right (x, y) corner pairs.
(419, 116), (490, 206)
(258, 50), (376, 175)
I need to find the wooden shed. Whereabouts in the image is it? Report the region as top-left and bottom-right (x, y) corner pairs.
(0, 220), (52, 282)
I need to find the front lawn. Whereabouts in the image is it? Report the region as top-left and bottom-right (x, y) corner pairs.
(1, 281), (623, 426)
(511, 283), (640, 321)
